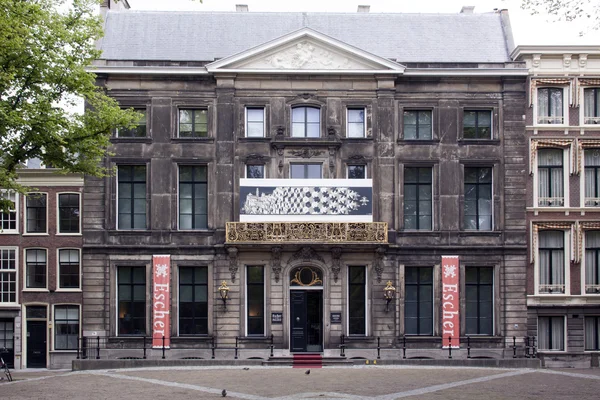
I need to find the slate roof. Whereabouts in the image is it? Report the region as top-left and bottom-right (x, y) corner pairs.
(98, 11), (513, 63)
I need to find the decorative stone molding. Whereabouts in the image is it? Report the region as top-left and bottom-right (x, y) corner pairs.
(288, 246), (326, 266)
(289, 148), (324, 158)
(374, 246), (387, 283)
(532, 53), (541, 68)
(271, 246), (282, 282)
(579, 54), (588, 68)
(244, 154), (270, 164)
(563, 54), (572, 68)
(227, 247), (239, 282)
(331, 247), (342, 283)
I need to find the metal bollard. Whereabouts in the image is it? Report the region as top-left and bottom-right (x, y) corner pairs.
(162, 335), (166, 359)
(96, 336), (101, 360)
(377, 337), (381, 360)
(77, 337), (80, 360)
(211, 336), (215, 359)
(402, 336), (406, 359)
(143, 336), (147, 359)
(512, 336), (517, 358)
(340, 334), (345, 357)
(532, 336), (537, 358)
(467, 336), (471, 359)
(448, 336), (452, 359)
(235, 336), (239, 360)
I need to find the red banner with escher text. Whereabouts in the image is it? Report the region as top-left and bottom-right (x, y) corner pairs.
(441, 255), (460, 348)
(152, 255), (171, 348)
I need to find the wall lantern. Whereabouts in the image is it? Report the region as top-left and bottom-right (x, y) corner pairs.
(383, 280), (396, 312)
(218, 280), (230, 310)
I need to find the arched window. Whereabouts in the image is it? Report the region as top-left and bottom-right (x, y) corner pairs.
(292, 106), (320, 138)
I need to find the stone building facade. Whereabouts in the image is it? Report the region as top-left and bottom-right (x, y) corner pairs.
(0, 167), (83, 369)
(82, 5), (529, 359)
(513, 46), (600, 366)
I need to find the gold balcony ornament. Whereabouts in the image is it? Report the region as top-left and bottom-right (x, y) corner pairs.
(383, 280), (396, 312)
(218, 281), (230, 310)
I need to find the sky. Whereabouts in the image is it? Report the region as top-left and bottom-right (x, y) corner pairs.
(124, 0), (599, 46)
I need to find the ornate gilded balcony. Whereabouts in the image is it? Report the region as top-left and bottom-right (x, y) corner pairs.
(226, 222), (388, 244)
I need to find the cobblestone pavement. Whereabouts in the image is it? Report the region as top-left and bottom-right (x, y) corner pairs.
(1, 366), (599, 399)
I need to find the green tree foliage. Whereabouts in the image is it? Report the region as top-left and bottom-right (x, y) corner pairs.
(0, 0), (140, 211)
(520, 0), (600, 33)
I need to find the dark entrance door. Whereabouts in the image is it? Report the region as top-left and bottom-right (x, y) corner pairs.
(290, 290), (323, 352)
(0, 319), (14, 368)
(27, 321), (46, 368)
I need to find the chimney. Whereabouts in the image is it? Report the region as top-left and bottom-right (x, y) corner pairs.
(460, 6), (475, 14)
(100, 1), (130, 19)
(236, 4), (249, 12)
(357, 5), (370, 13)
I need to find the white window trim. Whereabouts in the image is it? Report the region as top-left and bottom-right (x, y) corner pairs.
(291, 106), (321, 138)
(24, 192), (49, 235)
(177, 108), (208, 138)
(0, 190), (19, 234)
(581, 232), (600, 296)
(51, 303), (81, 352)
(537, 315), (567, 352)
(245, 265), (266, 337)
(245, 164), (265, 179)
(22, 303), (49, 368)
(534, 86), (569, 127)
(245, 106), (266, 138)
(579, 87), (600, 126)
(346, 107), (366, 138)
(56, 248), (82, 292)
(534, 230), (571, 296)
(533, 147), (570, 209)
(23, 248), (49, 291)
(56, 192), (82, 236)
(346, 265), (368, 337)
(0, 246), (19, 306)
(583, 316), (600, 351)
(346, 164), (367, 179)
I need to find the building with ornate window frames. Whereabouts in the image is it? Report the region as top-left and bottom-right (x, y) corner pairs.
(83, 3), (529, 360)
(512, 45), (600, 366)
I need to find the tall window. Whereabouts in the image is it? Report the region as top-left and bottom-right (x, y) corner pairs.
(404, 267), (433, 335)
(538, 316), (565, 351)
(246, 165), (264, 179)
(538, 230), (565, 294)
(537, 149), (564, 207)
(118, 266), (146, 335)
(179, 166), (208, 230)
(246, 266), (264, 336)
(26, 193), (47, 233)
(246, 107), (265, 137)
(403, 167), (432, 230)
(347, 165), (366, 179)
(118, 165), (146, 230)
(58, 249), (80, 289)
(465, 267), (493, 335)
(292, 106), (320, 138)
(54, 305), (79, 350)
(585, 231), (600, 294)
(584, 88), (600, 124)
(179, 267), (208, 335)
(463, 110), (492, 139)
(26, 249), (46, 289)
(290, 163), (322, 179)
(403, 110), (432, 140)
(348, 266), (366, 335)
(585, 316), (600, 350)
(58, 194), (80, 233)
(0, 191), (17, 233)
(585, 148), (600, 206)
(0, 248), (16, 303)
(347, 108), (365, 138)
(179, 109), (208, 138)
(118, 109), (147, 137)
(537, 88), (564, 124)
(464, 167), (492, 230)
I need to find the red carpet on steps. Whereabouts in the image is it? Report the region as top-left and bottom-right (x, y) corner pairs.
(292, 353), (323, 368)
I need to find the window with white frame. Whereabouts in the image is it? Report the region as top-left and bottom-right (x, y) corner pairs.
(246, 107), (265, 137)
(538, 316), (565, 351)
(583, 88), (600, 125)
(585, 316), (600, 351)
(348, 266), (367, 335)
(537, 149), (564, 207)
(0, 191), (18, 233)
(0, 248), (17, 303)
(585, 231), (600, 294)
(26, 193), (47, 233)
(292, 106), (320, 138)
(246, 165), (264, 179)
(347, 165), (366, 179)
(58, 193), (80, 233)
(584, 148), (600, 206)
(347, 108), (365, 138)
(537, 87), (564, 124)
(538, 230), (565, 294)
(25, 249), (46, 289)
(58, 249), (80, 289)
(246, 266), (264, 336)
(54, 305), (79, 350)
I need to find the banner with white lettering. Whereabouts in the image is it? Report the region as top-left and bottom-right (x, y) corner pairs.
(441, 255), (460, 348)
(152, 255), (171, 348)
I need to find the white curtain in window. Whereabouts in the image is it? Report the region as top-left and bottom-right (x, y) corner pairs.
(538, 149), (564, 200)
(539, 231), (564, 287)
(538, 89), (549, 117)
(550, 89), (563, 118)
(585, 149), (600, 200)
(551, 317), (565, 350)
(584, 89), (595, 119)
(586, 231), (600, 286)
(585, 317), (599, 350)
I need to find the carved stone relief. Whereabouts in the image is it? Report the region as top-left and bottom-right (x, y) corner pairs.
(331, 247), (342, 283)
(289, 148), (324, 158)
(227, 247), (239, 282)
(374, 246), (387, 283)
(288, 246), (326, 266)
(271, 246), (282, 282)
